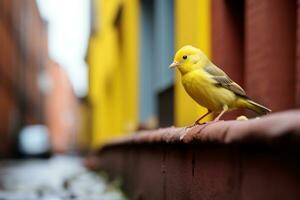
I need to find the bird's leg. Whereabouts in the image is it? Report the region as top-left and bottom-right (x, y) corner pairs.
(213, 105), (228, 122)
(187, 110), (212, 127)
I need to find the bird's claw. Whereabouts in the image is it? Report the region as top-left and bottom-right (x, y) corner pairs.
(186, 119), (224, 129)
(186, 121), (207, 129)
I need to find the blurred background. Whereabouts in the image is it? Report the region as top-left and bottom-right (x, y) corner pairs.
(0, 0), (299, 157)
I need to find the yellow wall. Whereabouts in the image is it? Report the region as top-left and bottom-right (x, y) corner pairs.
(88, 0), (139, 148)
(174, 0), (212, 126)
(87, 0), (212, 148)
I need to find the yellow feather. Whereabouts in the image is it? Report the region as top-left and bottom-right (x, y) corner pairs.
(181, 69), (236, 112)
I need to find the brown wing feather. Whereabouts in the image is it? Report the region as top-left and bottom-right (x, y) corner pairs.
(204, 64), (247, 97)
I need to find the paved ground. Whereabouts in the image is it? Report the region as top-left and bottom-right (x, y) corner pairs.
(0, 156), (127, 200)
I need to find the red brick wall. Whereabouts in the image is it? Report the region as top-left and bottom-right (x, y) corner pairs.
(97, 143), (300, 200)
(245, 0), (296, 112)
(94, 114), (300, 200)
(212, 0), (298, 117)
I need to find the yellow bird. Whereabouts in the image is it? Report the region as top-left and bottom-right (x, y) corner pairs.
(169, 45), (271, 125)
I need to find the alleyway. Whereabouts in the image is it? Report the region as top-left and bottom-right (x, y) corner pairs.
(0, 156), (127, 200)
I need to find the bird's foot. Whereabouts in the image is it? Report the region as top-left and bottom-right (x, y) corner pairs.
(186, 121), (210, 129)
(186, 124), (197, 129)
(186, 119), (223, 129)
(182, 122), (209, 141)
(210, 119), (225, 124)
(186, 122), (204, 129)
(182, 120), (224, 142)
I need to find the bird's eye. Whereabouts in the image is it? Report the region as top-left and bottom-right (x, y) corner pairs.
(183, 55), (187, 60)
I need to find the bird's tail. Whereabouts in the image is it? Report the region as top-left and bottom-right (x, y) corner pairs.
(239, 99), (271, 115)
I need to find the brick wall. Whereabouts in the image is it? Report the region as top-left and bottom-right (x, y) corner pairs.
(212, 0), (299, 118)
(92, 110), (300, 200)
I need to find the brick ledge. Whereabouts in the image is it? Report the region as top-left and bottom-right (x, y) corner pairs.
(100, 110), (300, 148)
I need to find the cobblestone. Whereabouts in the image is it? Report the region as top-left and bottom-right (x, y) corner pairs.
(0, 156), (127, 200)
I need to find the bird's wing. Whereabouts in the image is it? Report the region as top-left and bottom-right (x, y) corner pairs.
(204, 64), (247, 97)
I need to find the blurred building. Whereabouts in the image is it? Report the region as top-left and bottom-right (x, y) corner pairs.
(87, 0), (140, 148)
(0, 0), (47, 156)
(87, 0), (300, 148)
(45, 60), (80, 153)
(0, 0), (80, 156)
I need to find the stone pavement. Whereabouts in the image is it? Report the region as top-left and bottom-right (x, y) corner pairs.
(0, 156), (127, 200)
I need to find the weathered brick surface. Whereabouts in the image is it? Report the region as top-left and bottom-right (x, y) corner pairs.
(240, 147), (300, 200)
(92, 110), (300, 200)
(164, 145), (193, 200)
(190, 147), (240, 200)
(96, 143), (300, 200)
(135, 147), (165, 200)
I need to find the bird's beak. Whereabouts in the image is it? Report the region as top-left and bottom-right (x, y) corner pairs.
(169, 61), (180, 69)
